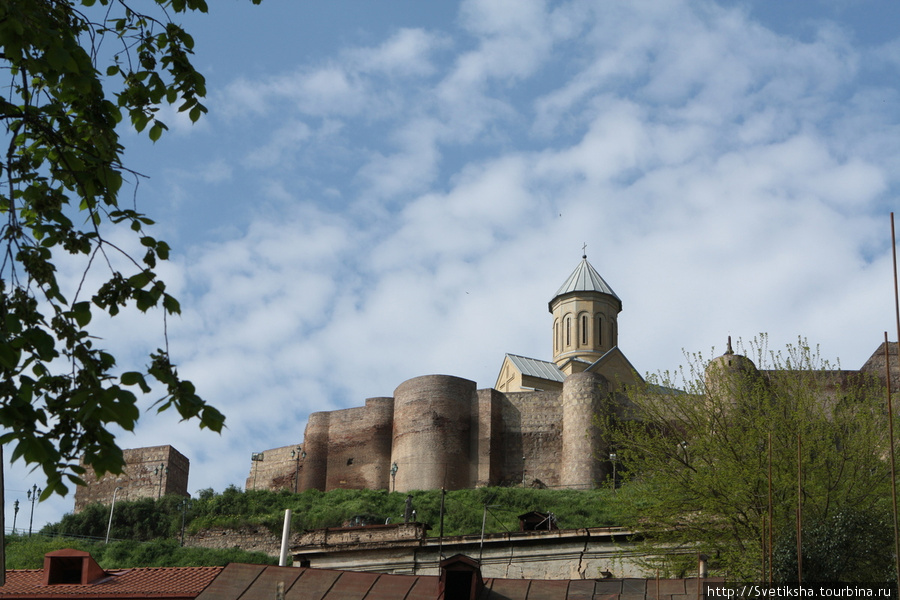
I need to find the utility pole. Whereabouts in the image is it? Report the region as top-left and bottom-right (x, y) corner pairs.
(106, 487), (123, 544)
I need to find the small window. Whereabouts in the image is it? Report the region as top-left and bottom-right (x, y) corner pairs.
(581, 315), (588, 345)
(565, 317), (571, 347)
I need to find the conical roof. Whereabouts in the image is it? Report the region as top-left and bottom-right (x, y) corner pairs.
(552, 255), (620, 301)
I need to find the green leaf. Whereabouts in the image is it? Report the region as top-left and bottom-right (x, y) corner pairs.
(71, 301), (92, 327)
(148, 121), (164, 142)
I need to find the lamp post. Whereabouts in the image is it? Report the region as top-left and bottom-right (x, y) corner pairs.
(250, 452), (264, 490)
(26, 484), (41, 537)
(180, 498), (193, 547)
(390, 462), (398, 492)
(291, 447), (305, 493)
(609, 453), (618, 491)
(12, 500), (19, 535)
(106, 486), (123, 544)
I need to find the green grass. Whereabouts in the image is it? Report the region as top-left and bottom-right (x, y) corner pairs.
(46, 485), (630, 544)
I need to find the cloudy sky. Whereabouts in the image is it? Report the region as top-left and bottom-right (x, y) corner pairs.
(10, 0), (900, 531)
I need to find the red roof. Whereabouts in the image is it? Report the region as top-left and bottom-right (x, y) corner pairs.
(0, 565), (223, 599)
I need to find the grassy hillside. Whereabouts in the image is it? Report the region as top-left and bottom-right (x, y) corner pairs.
(46, 485), (629, 542)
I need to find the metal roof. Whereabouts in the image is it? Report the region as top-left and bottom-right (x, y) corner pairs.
(195, 563), (723, 600)
(552, 256), (620, 302)
(506, 354), (565, 383)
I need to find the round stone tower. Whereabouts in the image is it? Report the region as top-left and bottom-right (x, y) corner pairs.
(550, 255), (622, 375)
(391, 375), (474, 492)
(704, 337), (763, 405)
(561, 370), (609, 489)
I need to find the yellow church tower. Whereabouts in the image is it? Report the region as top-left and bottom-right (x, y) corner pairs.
(549, 254), (622, 375)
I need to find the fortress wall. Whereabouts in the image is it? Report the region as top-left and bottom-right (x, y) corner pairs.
(301, 411), (330, 492)
(561, 371), (607, 489)
(324, 398), (394, 490)
(391, 375), (475, 491)
(471, 389), (505, 487)
(245, 444), (302, 492)
(74, 446), (189, 512)
(500, 391), (562, 488)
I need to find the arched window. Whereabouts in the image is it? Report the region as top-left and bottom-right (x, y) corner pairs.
(581, 314), (588, 345)
(565, 316), (571, 347)
(553, 319), (559, 353)
(597, 314), (604, 348)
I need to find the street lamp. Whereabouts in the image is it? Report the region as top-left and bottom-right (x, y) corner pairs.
(180, 498), (193, 547)
(106, 486), (123, 544)
(26, 484), (41, 537)
(12, 500), (19, 535)
(390, 462), (398, 492)
(291, 447), (305, 493)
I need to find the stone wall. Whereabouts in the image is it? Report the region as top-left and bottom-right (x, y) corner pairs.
(500, 391), (562, 488)
(185, 526), (298, 556)
(250, 374), (600, 494)
(74, 446), (189, 512)
(245, 444), (302, 492)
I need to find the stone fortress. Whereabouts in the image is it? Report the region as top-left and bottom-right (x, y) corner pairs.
(247, 255), (641, 494)
(75, 255), (900, 510)
(246, 255), (900, 495)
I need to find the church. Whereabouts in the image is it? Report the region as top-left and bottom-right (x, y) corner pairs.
(246, 255), (647, 493)
(245, 255), (898, 494)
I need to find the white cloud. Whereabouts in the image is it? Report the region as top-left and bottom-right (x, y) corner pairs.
(23, 0), (900, 530)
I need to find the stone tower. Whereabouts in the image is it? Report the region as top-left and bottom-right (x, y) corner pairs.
(550, 255), (622, 375)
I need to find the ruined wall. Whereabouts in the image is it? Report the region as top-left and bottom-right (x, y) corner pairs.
(74, 446), (189, 512)
(186, 526), (300, 556)
(500, 391), (562, 488)
(245, 444), (302, 492)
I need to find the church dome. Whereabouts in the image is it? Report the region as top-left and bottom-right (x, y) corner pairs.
(549, 255), (621, 312)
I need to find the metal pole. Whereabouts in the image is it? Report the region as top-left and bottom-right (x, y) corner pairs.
(889, 213), (900, 594)
(106, 486), (122, 544)
(767, 431), (773, 584)
(796, 433), (802, 583)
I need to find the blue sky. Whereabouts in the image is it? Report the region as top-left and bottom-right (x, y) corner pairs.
(9, 0), (900, 531)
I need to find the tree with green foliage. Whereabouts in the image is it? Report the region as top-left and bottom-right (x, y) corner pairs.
(0, 0), (259, 499)
(602, 337), (893, 580)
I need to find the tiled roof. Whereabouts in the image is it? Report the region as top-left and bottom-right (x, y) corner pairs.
(0, 565), (223, 599)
